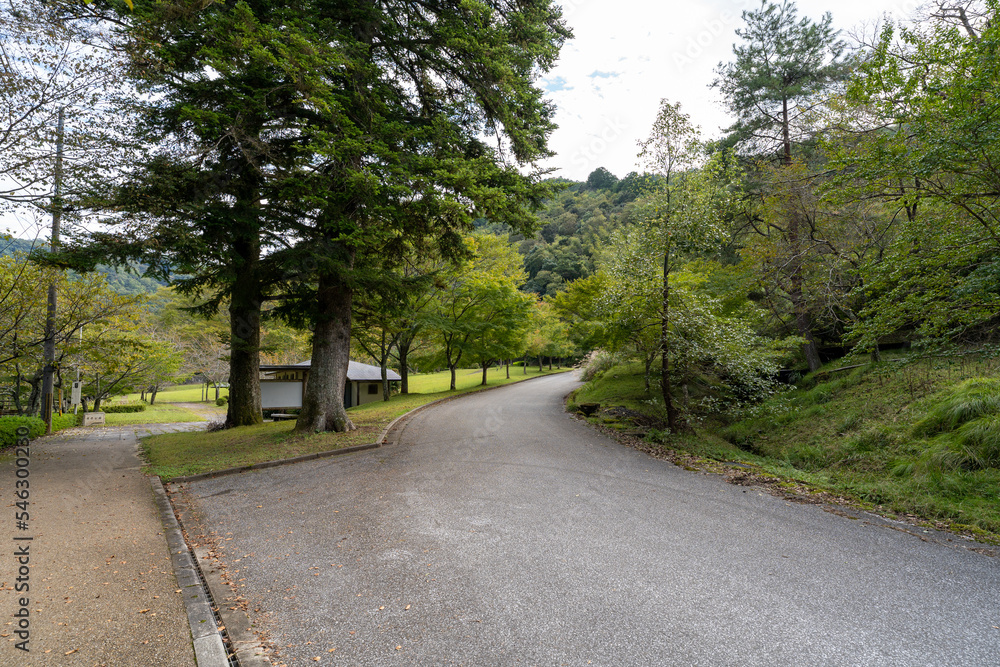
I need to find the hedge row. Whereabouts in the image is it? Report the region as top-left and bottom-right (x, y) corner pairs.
(0, 414), (78, 449)
(100, 403), (147, 414)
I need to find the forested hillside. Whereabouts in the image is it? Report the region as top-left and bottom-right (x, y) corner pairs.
(1, 236), (165, 295)
(514, 170), (644, 297)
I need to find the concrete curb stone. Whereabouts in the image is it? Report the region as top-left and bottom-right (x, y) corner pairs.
(149, 476), (229, 667)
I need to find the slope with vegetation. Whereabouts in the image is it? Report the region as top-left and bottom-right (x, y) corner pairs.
(571, 352), (1000, 542)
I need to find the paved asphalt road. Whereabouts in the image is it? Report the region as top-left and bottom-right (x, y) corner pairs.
(185, 373), (1000, 666)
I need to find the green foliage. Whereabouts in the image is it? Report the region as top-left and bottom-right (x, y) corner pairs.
(99, 403), (147, 414)
(829, 3), (1000, 350)
(585, 167), (619, 191)
(0, 413), (76, 448)
(216, 397), (228, 407)
(0, 416), (45, 447)
(420, 234), (534, 388)
(712, 0), (849, 157)
(1, 239), (163, 296)
(518, 180), (626, 296)
(912, 378), (1000, 437)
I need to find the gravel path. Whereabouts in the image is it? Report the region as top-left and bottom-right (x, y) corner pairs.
(0, 425), (201, 666)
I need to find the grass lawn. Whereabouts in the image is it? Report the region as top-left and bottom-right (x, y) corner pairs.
(101, 403), (207, 425)
(143, 366), (567, 480)
(125, 384), (228, 404)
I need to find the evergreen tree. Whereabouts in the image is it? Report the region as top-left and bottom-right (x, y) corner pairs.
(713, 0), (849, 372)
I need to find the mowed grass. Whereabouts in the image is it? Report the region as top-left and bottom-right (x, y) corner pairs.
(102, 403), (207, 425)
(125, 384), (229, 404)
(142, 365), (566, 480)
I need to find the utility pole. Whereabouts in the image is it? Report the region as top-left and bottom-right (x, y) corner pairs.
(42, 107), (64, 434)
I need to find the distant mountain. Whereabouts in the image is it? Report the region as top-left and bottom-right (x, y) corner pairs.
(1, 236), (166, 296)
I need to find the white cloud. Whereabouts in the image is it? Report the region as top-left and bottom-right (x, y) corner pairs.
(539, 0), (925, 182)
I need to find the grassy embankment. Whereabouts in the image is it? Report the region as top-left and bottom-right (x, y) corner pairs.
(142, 365), (565, 481)
(570, 352), (1000, 542)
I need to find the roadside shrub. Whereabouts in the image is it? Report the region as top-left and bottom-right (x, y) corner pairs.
(0, 416), (46, 448)
(52, 414), (79, 430)
(216, 397), (228, 406)
(953, 416), (1000, 468)
(101, 403), (147, 414)
(913, 416), (1000, 473)
(579, 349), (616, 382)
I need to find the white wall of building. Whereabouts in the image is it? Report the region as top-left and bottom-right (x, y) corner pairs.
(261, 382), (303, 409)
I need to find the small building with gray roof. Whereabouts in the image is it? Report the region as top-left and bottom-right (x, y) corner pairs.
(259, 360), (401, 411)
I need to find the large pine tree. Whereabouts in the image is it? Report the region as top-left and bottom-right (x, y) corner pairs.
(65, 0), (568, 428)
(713, 0), (849, 372)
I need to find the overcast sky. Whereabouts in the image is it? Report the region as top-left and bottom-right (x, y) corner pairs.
(538, 0), (927, 182)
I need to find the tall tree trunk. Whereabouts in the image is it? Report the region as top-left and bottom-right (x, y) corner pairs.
(786, 207), (822, 372)
(538, 356), (543, 372)
(449, 364), (457, 391)
(792, 281), (823, 372)
(295, 264), (356, 433)
(481, 362), (488, 386)
(661, 248), (684, 433)
(226, 238), (264, 427)
(781, 95), (821, 373)
(644, 353), (652, 394)
(506, 359), (510, 379)
(398, 338), (411, 394)
(26, 370), (42, 417)
(93, 375), (103, 412)
(522, 355), (527, 374)
(380, 329), (393, 402)
(13, 366), (23, 414)
(150, 386), (158, 405)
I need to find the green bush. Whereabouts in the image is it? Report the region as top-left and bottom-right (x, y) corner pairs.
(53, 414), (79, 430)
(101, 403), (147, 414)
(0, 416), (46, 448)
(0, 414), (79, 449)
(216, 397), (228, 406)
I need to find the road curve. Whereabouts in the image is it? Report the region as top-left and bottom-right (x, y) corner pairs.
(184, 372), (1000, 666)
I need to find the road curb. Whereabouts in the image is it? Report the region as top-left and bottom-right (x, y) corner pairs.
(377, 370), (572, 445)
(149, 476), (228, 667)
